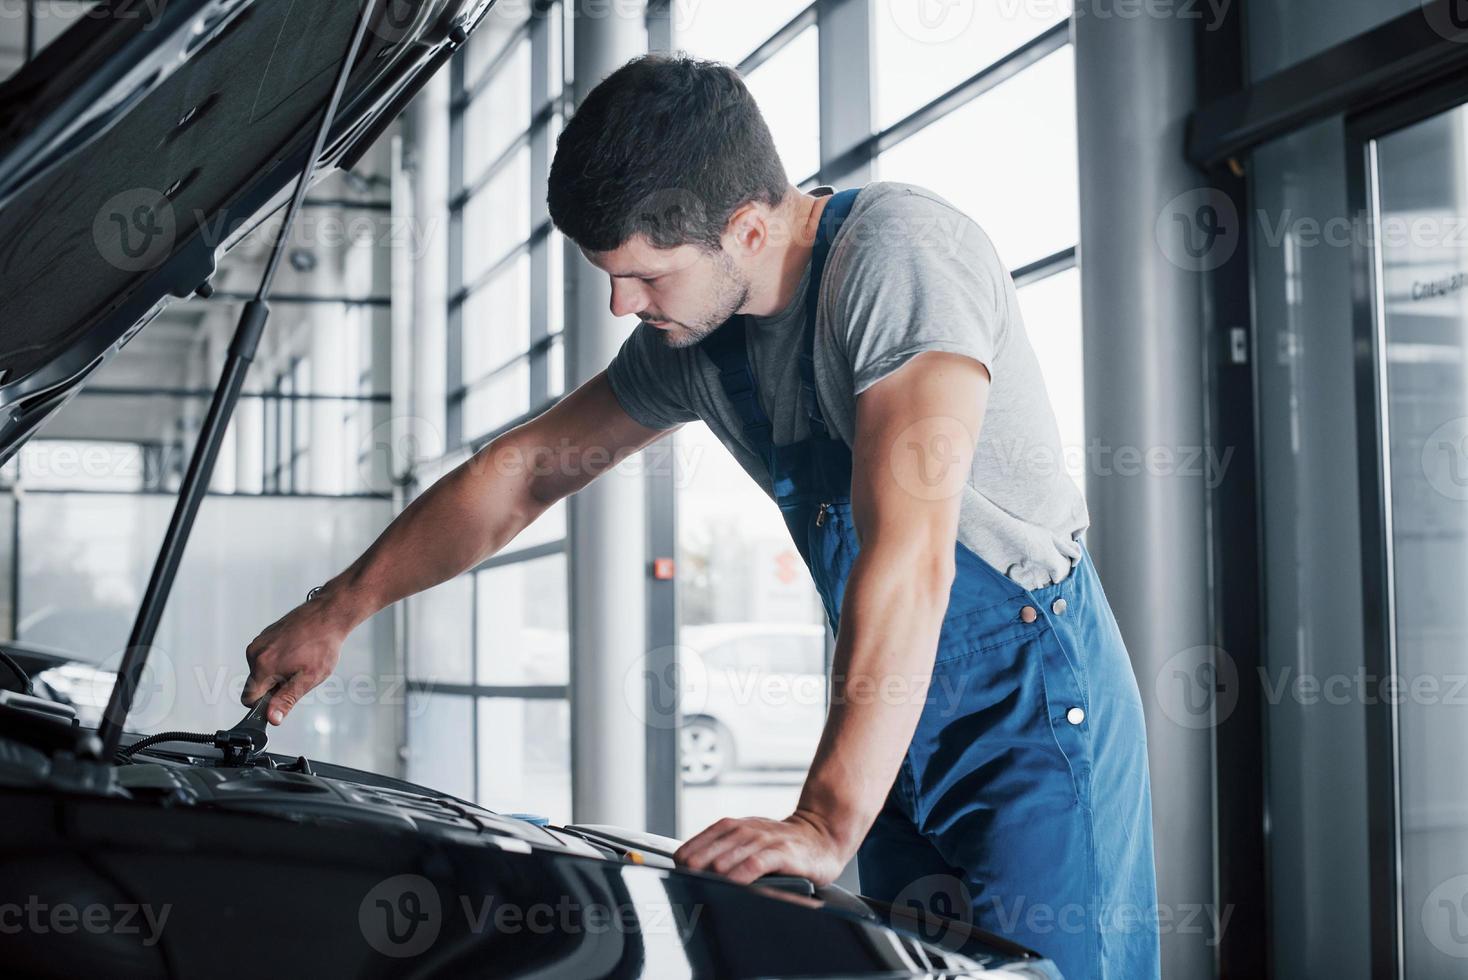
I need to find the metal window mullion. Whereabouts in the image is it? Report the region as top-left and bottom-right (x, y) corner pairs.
(465, 396), (563, 453)
(448, 51), (466, 451)
(17, 487), (390, 501)
(456, 20), (536, 111)
(24, 0), (36, 64)
(468, 539), (565, 575)
(451, 222), (550, 308)
(447, 301), (465, 449)
(455, 333), (557, 399)
(8, 494), (17, 641)
(1011, 245), (1078, 289)
(825, 18), (1070, 181)
(529, 7), (554, 409)
(646, 0), (672, 52)
(408, 680), (570, 700)
(877, 20), (1070, 155)
(453, 101), (566, 210)
(738, 3), (818, 76)
(816, 0), (872, 189)
(79, 387), (389, 404)
(273, 380), (285, 493)
(645, 0), (678, 838)
(453, 126), (530, 211)
(197, 291), (391, 307)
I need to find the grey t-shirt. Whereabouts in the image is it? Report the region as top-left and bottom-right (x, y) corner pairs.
(606, 181), (1088, 589)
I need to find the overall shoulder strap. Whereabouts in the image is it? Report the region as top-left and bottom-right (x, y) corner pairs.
(800, 187), (861, 437)
(699, 187), (861, 449)
(699, 315), (773, 449)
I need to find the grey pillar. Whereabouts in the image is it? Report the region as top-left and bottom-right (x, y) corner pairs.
(566, 1), (648, 829)
(1073, 9), (1213, 979)
(641, 0), (680, 840)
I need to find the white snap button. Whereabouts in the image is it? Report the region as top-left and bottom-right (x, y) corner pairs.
(1052, 598), (1067, 615)
(1066, 706), (1085, 725)
(1020, 605), (1038, 624)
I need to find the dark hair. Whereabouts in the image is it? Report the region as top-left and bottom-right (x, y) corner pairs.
(547, 54), (789, 253)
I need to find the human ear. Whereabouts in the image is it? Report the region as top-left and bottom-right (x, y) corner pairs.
(722, 203), (767, 258)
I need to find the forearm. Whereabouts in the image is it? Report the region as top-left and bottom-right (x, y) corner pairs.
(795, 542), (955, 856)
(310, 435), (550, 631)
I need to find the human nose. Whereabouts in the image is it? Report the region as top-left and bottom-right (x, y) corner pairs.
(609, 278), (646, 319)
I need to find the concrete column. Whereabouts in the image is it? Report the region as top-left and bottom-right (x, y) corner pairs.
(234, 386), (264, 494)
(203, 315), (236, 493)
(1073, 8), (1213, 979)
(566, 0), (647, 828)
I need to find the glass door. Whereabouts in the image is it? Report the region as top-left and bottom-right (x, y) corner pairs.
(1358, 94), (1468, 979)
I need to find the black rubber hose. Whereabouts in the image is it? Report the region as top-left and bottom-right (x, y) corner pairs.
(115, 730), (217, 763)
(0, 650), (31, 694)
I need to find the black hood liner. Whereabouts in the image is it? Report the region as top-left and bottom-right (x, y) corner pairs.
(0, 0), (486, 460)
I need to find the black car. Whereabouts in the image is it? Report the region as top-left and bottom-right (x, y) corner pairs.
(0, 2), (1062, 976)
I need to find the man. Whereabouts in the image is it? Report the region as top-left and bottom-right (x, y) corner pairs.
(243, 54), (1159, 978)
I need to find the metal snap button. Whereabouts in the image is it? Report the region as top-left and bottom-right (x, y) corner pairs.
(1052, 598), (1067, 615)
(1020, 605), (1038, 624)
(1066, 706), (1085, 725)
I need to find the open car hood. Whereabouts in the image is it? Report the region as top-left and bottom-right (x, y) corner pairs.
(0, 0), (491, 465)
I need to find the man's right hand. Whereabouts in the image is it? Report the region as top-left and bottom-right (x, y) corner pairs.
(241, 595), (353, 725)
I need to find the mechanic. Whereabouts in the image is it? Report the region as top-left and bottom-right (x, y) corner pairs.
(242, 54), (1159, 979)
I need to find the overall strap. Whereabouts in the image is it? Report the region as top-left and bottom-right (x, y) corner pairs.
(800, 187), (861, 438)
(698, 315), (772, 451)
(699, 187), (861, 452)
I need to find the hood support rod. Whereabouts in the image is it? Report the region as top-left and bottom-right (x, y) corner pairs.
(97, 0), (383, 760)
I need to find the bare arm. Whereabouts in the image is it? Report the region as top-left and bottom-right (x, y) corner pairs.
(791, 351), (987, 863)
(674, 350), (989, 883)
(242, 370), (671, 721)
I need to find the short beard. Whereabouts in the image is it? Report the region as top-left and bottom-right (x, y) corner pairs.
(653, 250), (750, 349)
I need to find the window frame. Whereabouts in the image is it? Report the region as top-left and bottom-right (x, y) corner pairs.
(418, 1), (574, 814)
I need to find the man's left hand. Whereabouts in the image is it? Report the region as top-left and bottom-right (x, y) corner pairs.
(672, 809), (851, 886)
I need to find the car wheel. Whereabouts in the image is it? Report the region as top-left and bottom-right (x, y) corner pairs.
(680, 718), (731, 786)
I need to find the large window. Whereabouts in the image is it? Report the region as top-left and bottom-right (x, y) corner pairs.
(871, 0), (1070, 128)
(872, 14), (1084, 490)
(448, 1), (568, 450)
(405, 503), (572, 821)
(409, 1), (573, 822)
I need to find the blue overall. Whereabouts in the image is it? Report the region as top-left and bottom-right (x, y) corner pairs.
(698, 188), (1160, 979)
